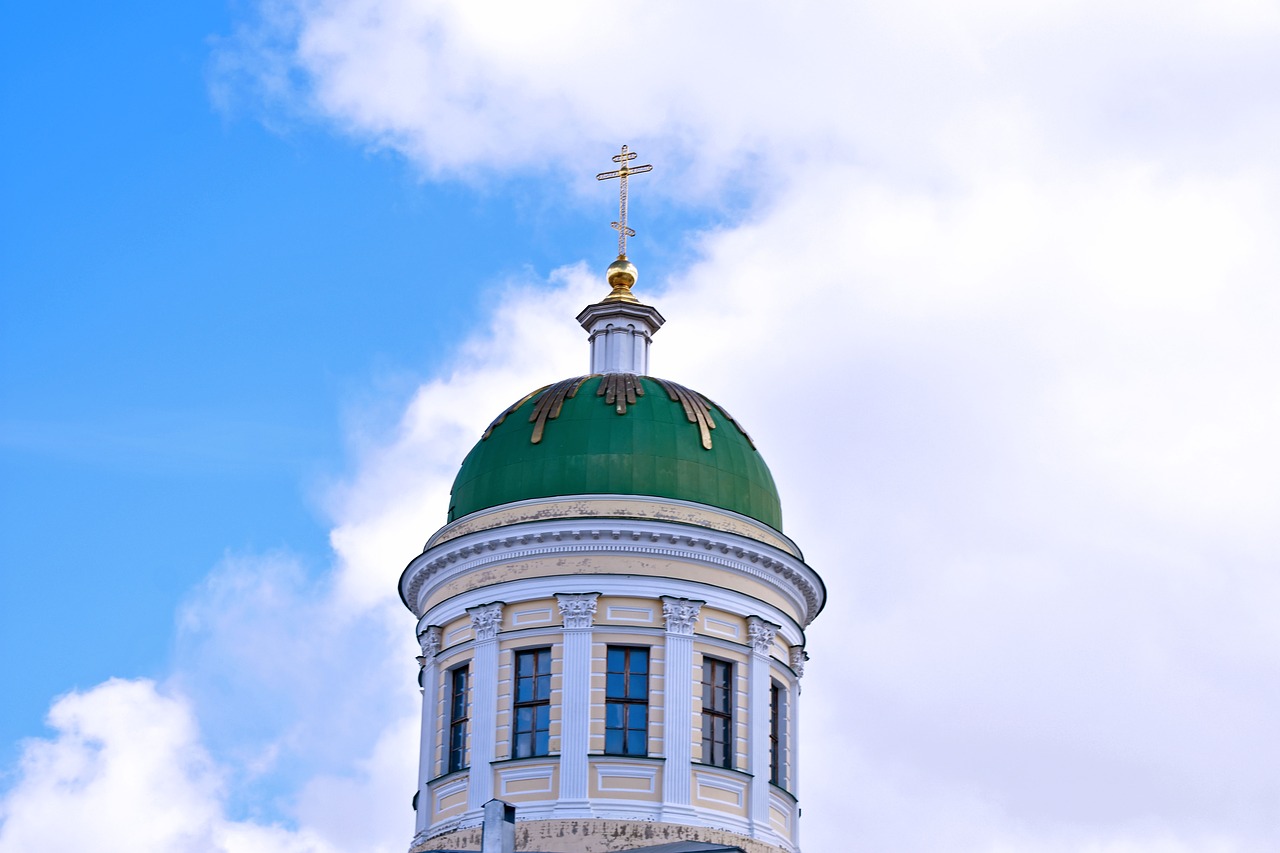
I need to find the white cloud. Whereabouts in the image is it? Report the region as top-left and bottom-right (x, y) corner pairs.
(0, 679), (340, 853)
(6, 2), (1277, 851)
(218, 0), (1280, 192)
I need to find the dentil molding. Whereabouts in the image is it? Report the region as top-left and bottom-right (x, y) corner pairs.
(402, 519), (824, 626)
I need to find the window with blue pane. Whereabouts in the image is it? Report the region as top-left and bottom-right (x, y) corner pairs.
(701, 656), (733, 768)
(513, 648), (552, 758)
(770, 679), (785, 786)
(448, 665), (469, 773)
(605, 646), (649, 756)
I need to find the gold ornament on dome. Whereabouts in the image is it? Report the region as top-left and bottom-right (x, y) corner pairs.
(599, 372), (643, 414)
(528, 375), (593, 443)
(480, 375), (757, 451)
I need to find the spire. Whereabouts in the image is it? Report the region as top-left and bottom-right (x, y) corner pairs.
(579, 144), (664, 373)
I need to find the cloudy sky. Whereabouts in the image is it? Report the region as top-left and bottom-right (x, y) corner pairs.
(3, 1), (1278, 851)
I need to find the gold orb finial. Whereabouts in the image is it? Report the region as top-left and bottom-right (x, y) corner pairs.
(605, 257), (639, 302)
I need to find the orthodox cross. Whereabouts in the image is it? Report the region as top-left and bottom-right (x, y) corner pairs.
(596, 144), (653, 259)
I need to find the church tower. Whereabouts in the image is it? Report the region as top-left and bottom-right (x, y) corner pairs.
(401, 147), (825, 853)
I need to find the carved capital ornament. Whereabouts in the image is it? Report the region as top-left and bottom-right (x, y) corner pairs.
(467, 602), (505, 641)
(746, 616), (779, 655)
(789, 645), (809, 678)
(418, 625), (442, 659)
(556, 592), (600, 629)
(661, 596), (704, 636)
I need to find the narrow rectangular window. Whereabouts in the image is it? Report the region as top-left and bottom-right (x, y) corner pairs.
(701, 656), (734, 768)
(770, 680), (785, 786)
(513, 648), (552, 758)
(605, 646), (649, 755)
(448, 665), (469, 773)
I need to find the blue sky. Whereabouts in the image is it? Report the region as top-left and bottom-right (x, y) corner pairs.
(3, 0), (465, 761)
(3, 2), (1280, 852)
(0, 0), (705, 763)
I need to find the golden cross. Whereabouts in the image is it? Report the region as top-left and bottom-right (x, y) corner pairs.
(596, 144), (653, 259)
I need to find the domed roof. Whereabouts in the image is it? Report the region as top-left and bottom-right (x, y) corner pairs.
(449, 374), (783, 530)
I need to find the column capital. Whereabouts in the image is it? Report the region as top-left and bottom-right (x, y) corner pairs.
(789, 645), (809, 678)
(746, 616), (780, 656)
(418, 625), (442, 659)
(661, 596), (704, 636)
(467, 602), (505, 641)
(556, 592), (600, 629)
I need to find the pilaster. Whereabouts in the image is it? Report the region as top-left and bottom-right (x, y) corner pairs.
(660, 595), (703, 822)
(467, 602), (504, 810)
(789, 644), (807, 848)
(555, 592), (599, 816)
(413, 626), (442, 842)
(746, 616), (779, 839)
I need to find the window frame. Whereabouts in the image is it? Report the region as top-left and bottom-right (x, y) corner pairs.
(769, 679), (785, 786)
(512, 647), (553, 758)
(700, 655), (734, 769)
(447, 664), (470, 774)
(604, 645), (650, 756)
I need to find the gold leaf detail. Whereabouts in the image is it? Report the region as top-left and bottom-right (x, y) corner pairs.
(697, 394), (757, 450)
(482, 385), (548, 440)
(651, 378), (717, 450)
(529, 376), (592, 443)
(598, 372), (644, 414)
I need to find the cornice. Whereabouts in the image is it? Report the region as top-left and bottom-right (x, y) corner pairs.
(426, 494), (803, 558)
(400, 518), (825, 627)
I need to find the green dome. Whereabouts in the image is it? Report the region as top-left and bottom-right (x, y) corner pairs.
(449, 375), (783, 530)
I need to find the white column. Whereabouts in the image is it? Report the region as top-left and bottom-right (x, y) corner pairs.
(555, 593), (598, 817)
(607, 326), (626, 372)
(660, 596), (703, 822)
(633, 330), (647, 375)
(590, 331), (607, 373)
(467, 602), (504, 811)
(413, 626), (442, 843)
(747, 617), (779, 839)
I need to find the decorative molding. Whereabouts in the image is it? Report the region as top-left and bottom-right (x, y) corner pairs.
(593, 761), (659, 794)
(466, 602), (504, 641)
(512, 607), (554, 625)
(746, 616), (779, 655)
(556, 592), (600, 629)
(425, 494), (802, 557)
(693, 768), (747, 808)
(703, 616), (740, 639)
(432, 776), (469, 813)
(604, 605), (654, 623)
(789, 646), (808, 678)
(661, 596), (704, 635)
(498, 763), (555, 796)
(421, 576), (805, 653)
(402, 518), (823, 627)
(418, 625), (442, 658)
